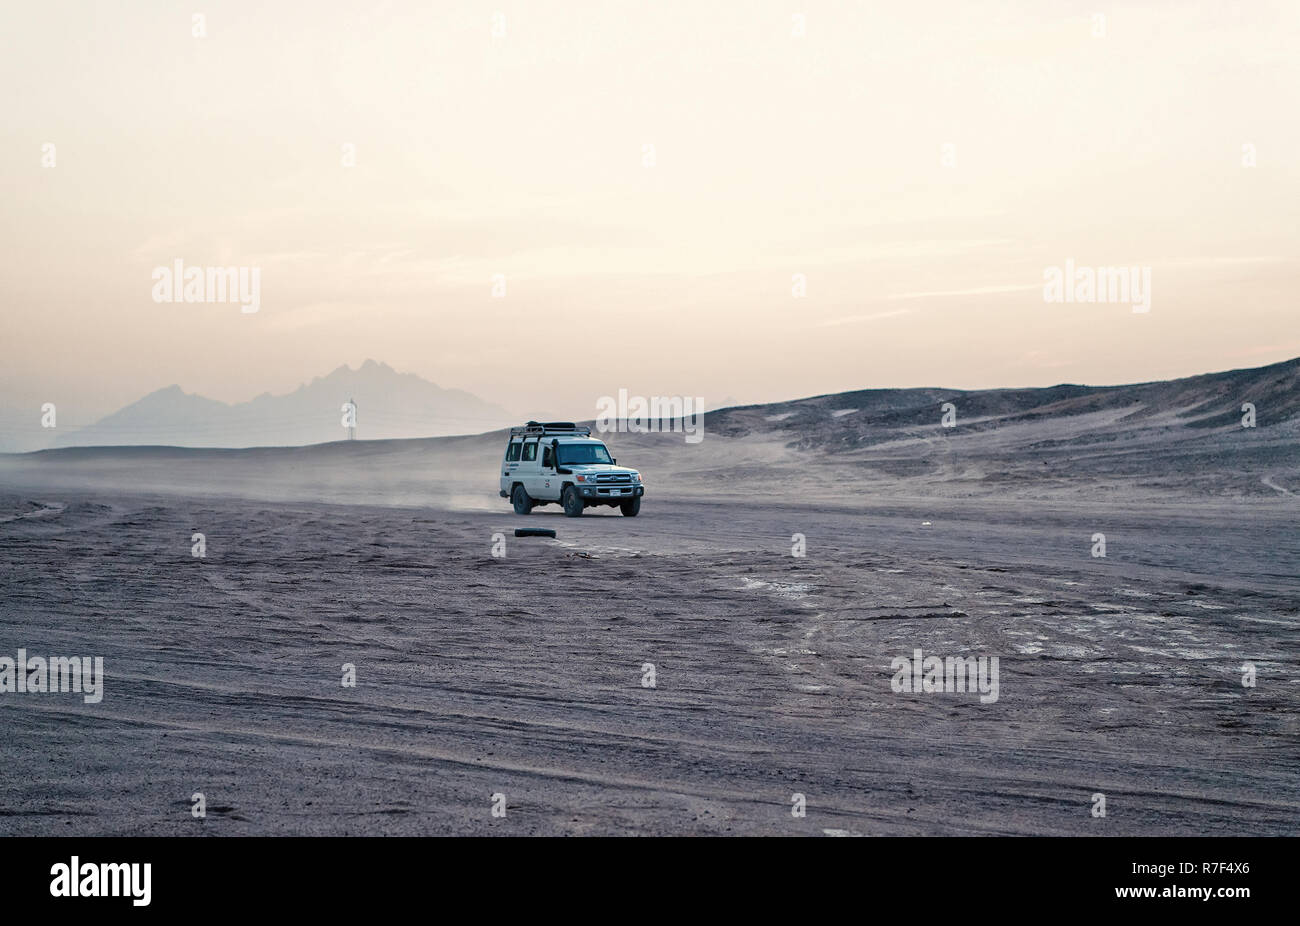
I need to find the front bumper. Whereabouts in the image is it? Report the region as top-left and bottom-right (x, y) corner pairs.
(579, 484), (644, 500)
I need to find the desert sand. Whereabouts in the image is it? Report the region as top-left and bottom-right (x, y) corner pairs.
(1, 360), (1296, 835)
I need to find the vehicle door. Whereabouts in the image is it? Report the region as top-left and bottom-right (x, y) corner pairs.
(501, 439), (522, 494)
(536, 440), (561, 500)
(519, 438), (542, 496)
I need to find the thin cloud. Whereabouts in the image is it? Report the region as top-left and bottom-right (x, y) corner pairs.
(887, 284), (1039, 301)
(815, 310), (911, 328)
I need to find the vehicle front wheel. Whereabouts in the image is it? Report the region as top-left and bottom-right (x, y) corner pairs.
(620, 496), (641, 517)
(562, 485), (584, 517)
(512, 485), (533, 515)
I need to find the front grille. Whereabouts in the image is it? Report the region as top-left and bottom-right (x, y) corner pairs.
(593, 474), (632, 484)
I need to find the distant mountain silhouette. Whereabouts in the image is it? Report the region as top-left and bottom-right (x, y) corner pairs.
(44, 360), (513, 449)
(4, 357), (1296, 454)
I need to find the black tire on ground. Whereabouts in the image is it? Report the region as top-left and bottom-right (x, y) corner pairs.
(562, 485), (584, 517)
(620, 496), (641, 517)
(514, 527), (556, 538)
(512, 484), (533, 515)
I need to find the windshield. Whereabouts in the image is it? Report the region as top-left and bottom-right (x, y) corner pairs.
(557, 443), (613, 465)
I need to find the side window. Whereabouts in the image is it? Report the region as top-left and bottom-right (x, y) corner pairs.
(522, 440), (537, 462)
(506, 441), (521, 462)
(542, 444), (554, 468)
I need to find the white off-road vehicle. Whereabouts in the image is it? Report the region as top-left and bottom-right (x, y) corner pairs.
(499, 422), (644, 517)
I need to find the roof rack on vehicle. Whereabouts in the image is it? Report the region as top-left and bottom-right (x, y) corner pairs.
(510, 421), (592, 438)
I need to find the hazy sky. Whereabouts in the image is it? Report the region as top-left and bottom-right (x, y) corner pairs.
(3, 0), (1298, 424)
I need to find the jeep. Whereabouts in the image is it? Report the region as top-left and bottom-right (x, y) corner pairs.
(499, 422), (644, 517)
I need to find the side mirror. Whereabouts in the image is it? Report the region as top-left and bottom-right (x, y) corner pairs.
(612, 458), (617, 465)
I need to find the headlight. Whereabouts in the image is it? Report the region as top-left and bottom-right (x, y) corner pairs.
(632, 472), (642, 483)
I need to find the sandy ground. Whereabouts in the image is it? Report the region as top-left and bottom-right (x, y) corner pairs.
(2, 362), (1297, 834)
(0, 476), (1295, 835)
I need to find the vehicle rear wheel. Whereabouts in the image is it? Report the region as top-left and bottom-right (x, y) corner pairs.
(562, 485), (584, 517)
(620, 496), (641, 517)
(512, 484), (533, 515)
